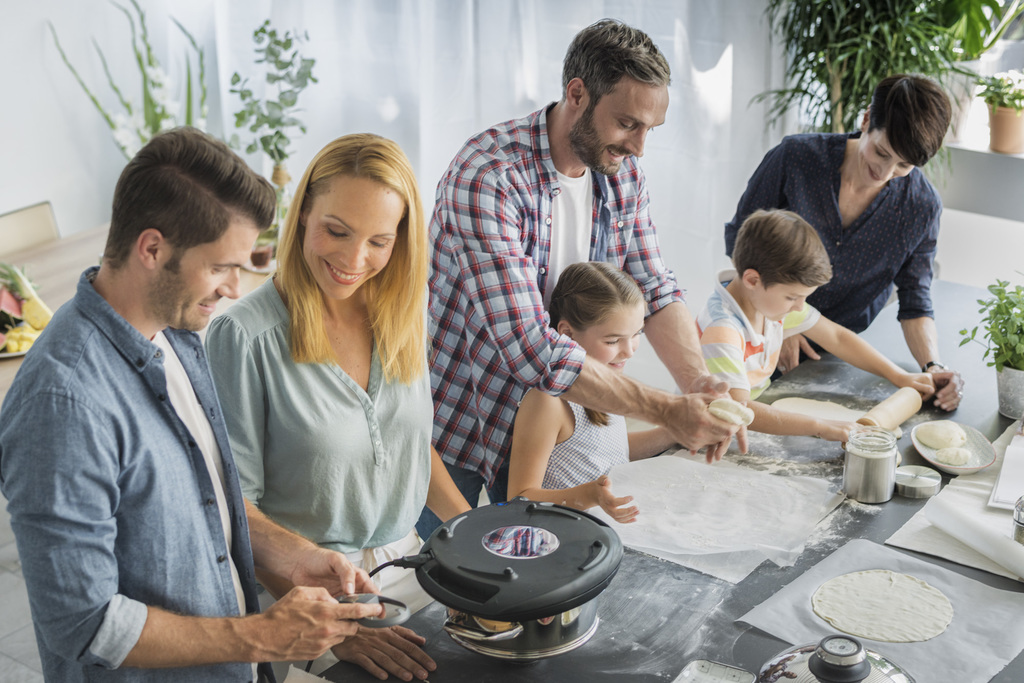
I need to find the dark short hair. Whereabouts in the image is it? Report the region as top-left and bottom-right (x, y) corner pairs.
(732, 210), (832, 288)
(562, 19), (670, 103)
(868, 74), (952, 166)
(105, 127), (275, 268)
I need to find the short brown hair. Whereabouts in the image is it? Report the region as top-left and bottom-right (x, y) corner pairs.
(868, 74), (951, 167)
(562, 19), (670, 103)
(105, 127), (275, 268)
(549, 261), (645, 426)
(732, 210), (832, 287)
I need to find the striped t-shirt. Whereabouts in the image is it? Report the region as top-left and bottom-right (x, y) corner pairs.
(696, 279), (820, 399)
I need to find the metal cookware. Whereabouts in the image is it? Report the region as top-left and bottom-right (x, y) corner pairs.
(758, 634), (914, 683)
(395, 497), (623, 660)
(844, 426), (898, 504)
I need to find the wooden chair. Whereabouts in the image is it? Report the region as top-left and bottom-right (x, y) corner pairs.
(0, 202), (60, 258)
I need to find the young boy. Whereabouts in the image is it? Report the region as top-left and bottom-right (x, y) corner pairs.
(697, 209), (935, 442)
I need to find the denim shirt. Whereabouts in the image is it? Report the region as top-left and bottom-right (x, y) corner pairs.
(0, 268), (267, 682)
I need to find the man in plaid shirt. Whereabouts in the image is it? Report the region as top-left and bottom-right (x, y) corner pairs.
(418, 20), (743, 536)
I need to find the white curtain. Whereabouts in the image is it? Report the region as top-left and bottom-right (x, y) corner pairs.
(214, 0), (783, 388)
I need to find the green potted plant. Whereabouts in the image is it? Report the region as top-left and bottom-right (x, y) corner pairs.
(959, 278), (1024, 416)
(229, 20), (317, 266)
(757, 0), (955, 133)
(976, 69), (1024, 153)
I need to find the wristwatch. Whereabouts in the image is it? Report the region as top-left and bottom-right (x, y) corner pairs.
(922, 361), (948, 372)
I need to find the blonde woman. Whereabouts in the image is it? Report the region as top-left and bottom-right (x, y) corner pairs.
(206, 134), (469, 681)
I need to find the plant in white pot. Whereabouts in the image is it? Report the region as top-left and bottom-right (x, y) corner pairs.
(976, 69), (1024, 153)
(960, 279), (1024, 417)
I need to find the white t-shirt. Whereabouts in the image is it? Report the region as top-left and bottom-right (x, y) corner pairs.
(153, 332), (246, 618)
(544, 168), (593, 306)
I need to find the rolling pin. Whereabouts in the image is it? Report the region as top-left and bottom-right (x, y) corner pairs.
(857, 387), (923, 431)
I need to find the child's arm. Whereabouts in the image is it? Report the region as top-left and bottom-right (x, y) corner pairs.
(627, 428), (679, 461)
(734, 387), (854, 442)
(802, 317), (935, 398)
(507, 390), (639, 523)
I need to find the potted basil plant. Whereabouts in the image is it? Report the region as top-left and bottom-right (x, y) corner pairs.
(976, 69), (1024, 154)
(960, 278), (1024, 417)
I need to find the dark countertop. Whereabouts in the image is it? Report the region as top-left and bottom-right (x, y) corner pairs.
(324, 280), (1021, 682)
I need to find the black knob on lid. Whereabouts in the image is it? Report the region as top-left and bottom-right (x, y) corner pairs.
(808, 635), (871, 682)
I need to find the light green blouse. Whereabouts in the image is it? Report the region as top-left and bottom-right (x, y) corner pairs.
(205, 280), (432, 553)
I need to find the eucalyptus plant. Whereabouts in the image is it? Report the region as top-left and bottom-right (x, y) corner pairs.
(229, 20), (317, 164)
(758, 0), (956, 133)
(960, 279), (1024, 372)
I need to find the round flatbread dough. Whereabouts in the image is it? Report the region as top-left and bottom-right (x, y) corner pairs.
(811, 569), (953, 643)
(935, 446), (971, 466)
(708, 398), (754, 426)
(917, 420), (967, 450)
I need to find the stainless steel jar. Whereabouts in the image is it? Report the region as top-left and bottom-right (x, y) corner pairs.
(844, 425), (898, 504)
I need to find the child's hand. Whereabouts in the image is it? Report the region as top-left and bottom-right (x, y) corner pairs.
(593, 475), (638, 523)
(815, 420), (856, 442)
(898, 372), (936, 399)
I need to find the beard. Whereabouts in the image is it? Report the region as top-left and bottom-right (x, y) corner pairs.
(568, 101), (630, 176)
(147, 261), (210, 332)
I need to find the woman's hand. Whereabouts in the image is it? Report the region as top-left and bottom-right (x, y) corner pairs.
(332, 625), (436, 681)
(816, 419), (856, 442)
(592, 475), (638, 523)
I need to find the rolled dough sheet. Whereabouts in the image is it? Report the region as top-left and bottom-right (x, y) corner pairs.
(739, 539), (1024, 683)
(811, 569), (953, 642)
(770, 396), (864, 422)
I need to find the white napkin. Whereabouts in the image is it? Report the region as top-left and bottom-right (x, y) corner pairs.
(887, 422), (1024, 580)
(990, 432), (1024, 509)
(739, 539), (1024, 683)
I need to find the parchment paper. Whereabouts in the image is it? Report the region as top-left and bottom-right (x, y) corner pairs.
(739, 539), (1024, 683)
(590, 453), (842, 581)
(887, 421), (1022, 580)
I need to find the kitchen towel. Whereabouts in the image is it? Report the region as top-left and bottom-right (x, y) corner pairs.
(739, 539), (1024, 683)
(887, 421), (1022, 580)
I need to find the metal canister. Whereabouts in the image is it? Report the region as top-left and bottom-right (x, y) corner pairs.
(843, 426), (898, 504)
(1014, 496), (1024, 545)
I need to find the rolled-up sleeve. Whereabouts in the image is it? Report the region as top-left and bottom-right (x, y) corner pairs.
(621, 169), (684, 315)
(0, 392), (145, 670)
(894, 200), (939, 321)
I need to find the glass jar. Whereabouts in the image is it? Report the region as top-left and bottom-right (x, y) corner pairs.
(843, 425), (898, 504)
(1014, 496), (1024, 545)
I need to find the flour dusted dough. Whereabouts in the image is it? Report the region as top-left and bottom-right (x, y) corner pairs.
(811, 569), (953, 642)
(708, 398), (754, 426)
(935, 446), (971, 466)
(917, 421), (967, 449)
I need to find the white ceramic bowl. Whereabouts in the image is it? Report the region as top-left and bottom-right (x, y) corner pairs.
(910, 422), (996, 476)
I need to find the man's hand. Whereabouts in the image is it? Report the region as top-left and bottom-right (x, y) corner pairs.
(253, 586), (384, 662)
(332, 625), (437, 681)
(777, 334), (820, 374)
(593, 475), (638, 523)
(680, 375), (747, 461)
(928, 367), (964, 411)
(290, 546), (378, 597)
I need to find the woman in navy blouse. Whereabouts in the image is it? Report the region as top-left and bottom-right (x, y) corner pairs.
(724, 74), (963, 411)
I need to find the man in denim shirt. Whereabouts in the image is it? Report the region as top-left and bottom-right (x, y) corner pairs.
(0, 129), (382, 682)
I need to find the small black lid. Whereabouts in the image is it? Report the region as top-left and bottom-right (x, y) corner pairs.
(416, 498), (623, 620)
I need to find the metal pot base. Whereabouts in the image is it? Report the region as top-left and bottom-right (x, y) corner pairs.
(447, 616), (599, 661)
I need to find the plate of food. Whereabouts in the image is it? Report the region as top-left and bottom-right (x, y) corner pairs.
(910, 420), (995, 476)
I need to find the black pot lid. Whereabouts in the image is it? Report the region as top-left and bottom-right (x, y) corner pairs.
(416, 498), (623, 621)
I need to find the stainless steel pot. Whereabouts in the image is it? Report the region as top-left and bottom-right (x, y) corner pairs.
(758, 635), (914, 683)
(442, 601), (599, 660)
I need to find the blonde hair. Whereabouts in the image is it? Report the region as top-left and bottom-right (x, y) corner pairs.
(276, 133), (427, 384)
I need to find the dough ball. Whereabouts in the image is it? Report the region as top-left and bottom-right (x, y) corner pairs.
(935, 446), (971, 466)
(811, 569), (953, 643)
(708, 398), (754, 426)
(917, 420), (967, 449)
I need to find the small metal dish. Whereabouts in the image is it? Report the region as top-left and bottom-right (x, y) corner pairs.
(895, 465), (942, 498)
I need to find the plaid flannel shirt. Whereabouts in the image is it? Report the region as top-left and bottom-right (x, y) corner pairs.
(428, 105), (683, 485)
